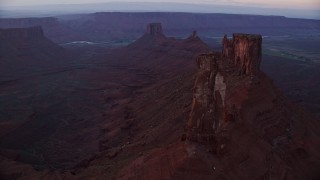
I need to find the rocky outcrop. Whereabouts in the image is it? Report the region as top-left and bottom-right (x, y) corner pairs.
(222, 33), (262, 75)
(222, 35), (234, 63)
(116, 29), (320, 179)
(183, 33), (320, 179)
(0, 26), (44, 39)
(187, 34), (263, 145)
(186, 53), (219, 143)
(146, 23), (163, 35)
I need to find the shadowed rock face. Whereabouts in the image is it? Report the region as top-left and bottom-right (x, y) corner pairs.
(223, 33), (262, 75)
(146, 23), (163, 35)
(0, 26), (44, 39)
(0, 26), (69, 77)
(186, 53), (218, 143)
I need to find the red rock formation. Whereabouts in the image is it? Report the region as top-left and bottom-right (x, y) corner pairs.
(117, 33), (320, 179)
(186, 53), (218, 143)
(2, 22), (319, 179)
(187, 34), (263, 144)
(188, 35), (263, 144)
(222, 33), (262, 75)
(222, 34), (234, 63)
(146, 23), (163, 35)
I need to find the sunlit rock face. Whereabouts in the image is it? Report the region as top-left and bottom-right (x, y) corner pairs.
(223, 33), (262, 75)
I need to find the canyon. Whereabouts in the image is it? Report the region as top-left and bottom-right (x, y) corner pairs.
(1, 12), (319, 116)
(1, 13), (319, 44)
(0, 17), (319, 179)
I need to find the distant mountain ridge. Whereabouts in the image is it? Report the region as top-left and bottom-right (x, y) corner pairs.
(1, 2), (319, 19)
(1, 12), (319, 43)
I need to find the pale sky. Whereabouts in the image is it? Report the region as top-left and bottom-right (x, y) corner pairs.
(1, 0), (319, 10)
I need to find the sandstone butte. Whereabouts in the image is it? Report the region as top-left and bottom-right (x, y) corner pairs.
(118, 23), (320, 180)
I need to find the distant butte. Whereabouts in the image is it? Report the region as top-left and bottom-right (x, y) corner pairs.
(146, 23), (163, 35)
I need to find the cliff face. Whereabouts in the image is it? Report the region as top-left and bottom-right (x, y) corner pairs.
(223, 34), (262, 75)
(0, 17), (78, 43)
(0, 26), (69, 77)
(185, 34), (320, 178)
(186, 53), (218, 143)
(0, 26), (44, 40)
(187, 34), (263, 144)
(188, 34), (292, 149)
(0, 26), (62, 55)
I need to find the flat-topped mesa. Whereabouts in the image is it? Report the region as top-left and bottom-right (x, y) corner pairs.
(0, 26), (44, 40)
(146, 23), (163, 35)
(222, 33), (262, 75)
(186, 53), (219, 144)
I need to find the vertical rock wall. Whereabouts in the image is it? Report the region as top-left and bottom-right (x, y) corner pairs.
(186, 53), (218, 143)
(222, 33), (262, 75)
(187, 34), (262, 145)
(222, 34), (234, 64)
